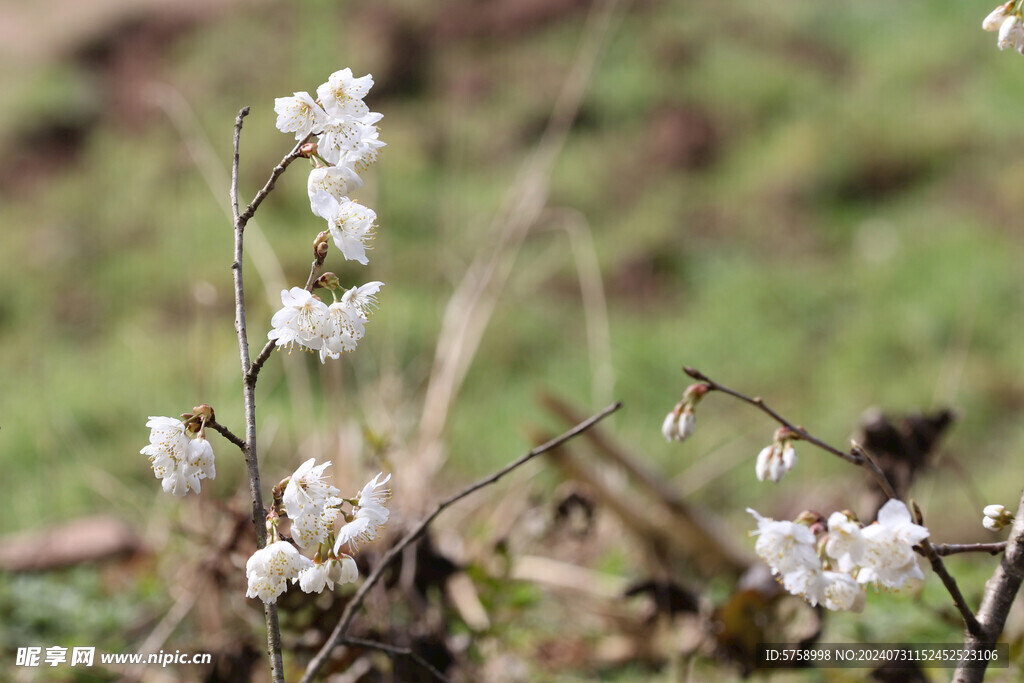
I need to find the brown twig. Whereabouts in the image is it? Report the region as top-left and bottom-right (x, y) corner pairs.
(683, 366), (898, 497)
(337, 636), (450, 683)
(932, 542), (1007, 557)
(207, 420), (246, 453)
(231, 107), (284, 683)
(299, 401), (623, 683)
(910, 503), (981, 636)
(238, 132), (312, 226)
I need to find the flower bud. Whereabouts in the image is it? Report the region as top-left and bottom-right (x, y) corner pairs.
(754, 428), (798, 483)
(314, 230), (331, 261)
(998, 15), (1024, 51)
(984, 3), (1013, 31)
(983, 504), (1014, 531)
(316, 272), (341, 291)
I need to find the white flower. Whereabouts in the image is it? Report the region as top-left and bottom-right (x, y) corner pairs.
(334, 516), (372, 555)
(291, 505), (341, 549)
(857, 499), (929, 589)
(824, 511), (864, 573)
(141, 417), (213, 496)
(355, 472), (392, 529)
(296, 555), (358, 594)
(998, 15), (1024, 52)
(245, 541), (313, 604)
(317, 282), (384, 362)
(307, 165), (363, 210)
(267, 287), (331, 353)
(316, 68), (373, 120)
(319, 112), (386, 172)
(817, 570), (864, 612)
(274, 92), (329, 140)
(755, 443), (797, 483)
(662, 405), (695, 442)
(310, 191), (377, 265)
(984, 5), (1012, 31)
(189, 434), (216, 483)
(748, 508), (819, 575)
(283, 458), (341, 520)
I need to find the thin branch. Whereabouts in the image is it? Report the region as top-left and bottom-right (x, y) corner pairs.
(683, 366), (978, 634)
(299, 401), (623, 683)
(231, 106), (284, 683)
(207, 420), (246, 453)
(337, 636), (450, 683)
(683, 366), (899, 498)
(911, 503), (981, 636)
(239, 133), (313, 226)
(683, 366), (861, 465)
(933, 542), (1007, 557)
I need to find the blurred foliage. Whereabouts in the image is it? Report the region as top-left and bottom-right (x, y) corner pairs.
(3, 0), (1024, 679)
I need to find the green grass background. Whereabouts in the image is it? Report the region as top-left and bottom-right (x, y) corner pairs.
(3, 0), (1024, 679)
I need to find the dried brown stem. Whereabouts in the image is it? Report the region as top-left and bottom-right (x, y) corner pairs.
(299, 401), (623, 683)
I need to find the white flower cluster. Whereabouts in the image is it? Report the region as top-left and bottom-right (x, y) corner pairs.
(245, 459), (392, 604)
(268, 67), (387, 361)
(984, 2), (1024, 53)
(274, 68), (385, 266)
(267, 282), (383, 362)
(748, 499), (929, 612)
(140, 417), (216, 496)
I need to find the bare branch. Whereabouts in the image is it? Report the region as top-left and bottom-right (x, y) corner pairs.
(911, 503), (980, 636)
(239, 133), (313, 226)
(933, 542), (1007, 557)
(207, 420), (246, 453)
(299, 401), (623, 683)
(336, 636), (450, 683)
(231, 106), (284, 683)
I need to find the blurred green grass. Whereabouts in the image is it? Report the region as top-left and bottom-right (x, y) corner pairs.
(3, 0), (1024, 677)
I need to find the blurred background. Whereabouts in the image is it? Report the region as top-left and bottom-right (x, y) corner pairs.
(3, 0), (1024, 680)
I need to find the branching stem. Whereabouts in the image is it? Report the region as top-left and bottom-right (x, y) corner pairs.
(299, 401), (623, 683)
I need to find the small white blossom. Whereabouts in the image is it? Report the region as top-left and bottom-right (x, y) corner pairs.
(307, 165), (363, 209)
(267, 287), (332, 353)
(748, 508), (819, 575)
(274, 92), (329, 140)
(857, 499), (929, 589)
(283, 458), (341, 520)
(310, 191), (377, 265)
(141, 417), (214, 496)
(317, 282), (384, 362)
(334, 516), (373, 555)
(296, 555), (358, 594)
(998, 15), (1024, 52)
(291, 505), (340, 549)
(319, 112), (386, 172)
(245, 541), (313, 604)
(355, 472), (392, 531)
(818, 570), (865, 612)
(316, 68), (373, 120)
(824, 511), (865, 573)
